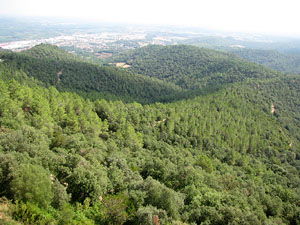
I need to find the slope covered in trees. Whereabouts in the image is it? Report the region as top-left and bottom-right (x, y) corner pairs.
(1, 57), (300, 224)
(242, 75), (300, 141)
(0, 44), (184, 104)
(21, 43), (79, 61)
(110, 45), (281, 89)
(1, 43), (300, 224)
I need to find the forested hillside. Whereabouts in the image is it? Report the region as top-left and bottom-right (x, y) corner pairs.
(1, 54), (300, 224)
(1, 43), (300, 224)
(110, 45), (281, 89)
(1, 44), (287, 105)
(0, 44), (184, 104)
(228, 48), (300, 74)
(243, 75), (300, 141)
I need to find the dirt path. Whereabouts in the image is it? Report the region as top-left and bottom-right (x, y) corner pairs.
(56, 70), (63, 84)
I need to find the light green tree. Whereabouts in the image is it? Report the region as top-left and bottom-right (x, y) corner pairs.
(11, 164), (53, 208)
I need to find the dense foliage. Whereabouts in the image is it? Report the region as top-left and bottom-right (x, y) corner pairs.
(1, 44), (300, 224)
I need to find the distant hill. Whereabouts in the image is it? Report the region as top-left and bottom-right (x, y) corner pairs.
(227, 48), (300, 74)
(0, 44), (184, 104)
(21, 43), (78, 61)
(110, 45), (281, 89)
(179, 35), (300, 54)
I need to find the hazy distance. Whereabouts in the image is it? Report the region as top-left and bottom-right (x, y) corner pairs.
(1, 0), (300, 36)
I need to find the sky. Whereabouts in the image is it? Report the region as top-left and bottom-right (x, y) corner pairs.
(1, 0), (300, 36)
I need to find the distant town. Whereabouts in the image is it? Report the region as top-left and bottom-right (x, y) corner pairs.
(0, 31), (188, 58)
(0, 18), (288, 63)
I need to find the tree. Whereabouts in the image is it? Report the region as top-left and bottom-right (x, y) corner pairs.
(11, 164), (53, 208)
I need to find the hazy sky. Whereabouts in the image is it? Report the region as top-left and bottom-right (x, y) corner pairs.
(1, 0), (300, 35)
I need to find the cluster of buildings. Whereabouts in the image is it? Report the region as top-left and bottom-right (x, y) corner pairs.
(0, 31), (187, 58)
(0, 32), (147, 52)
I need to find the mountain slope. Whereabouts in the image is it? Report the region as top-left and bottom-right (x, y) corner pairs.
(110, 44), (282, 89)
(1, 45), (300, 224)
(1, 71), (300, 224)
(0, 44), (184, 104)
(242, 75), (300, 142)
(21, 43), (78, 61)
